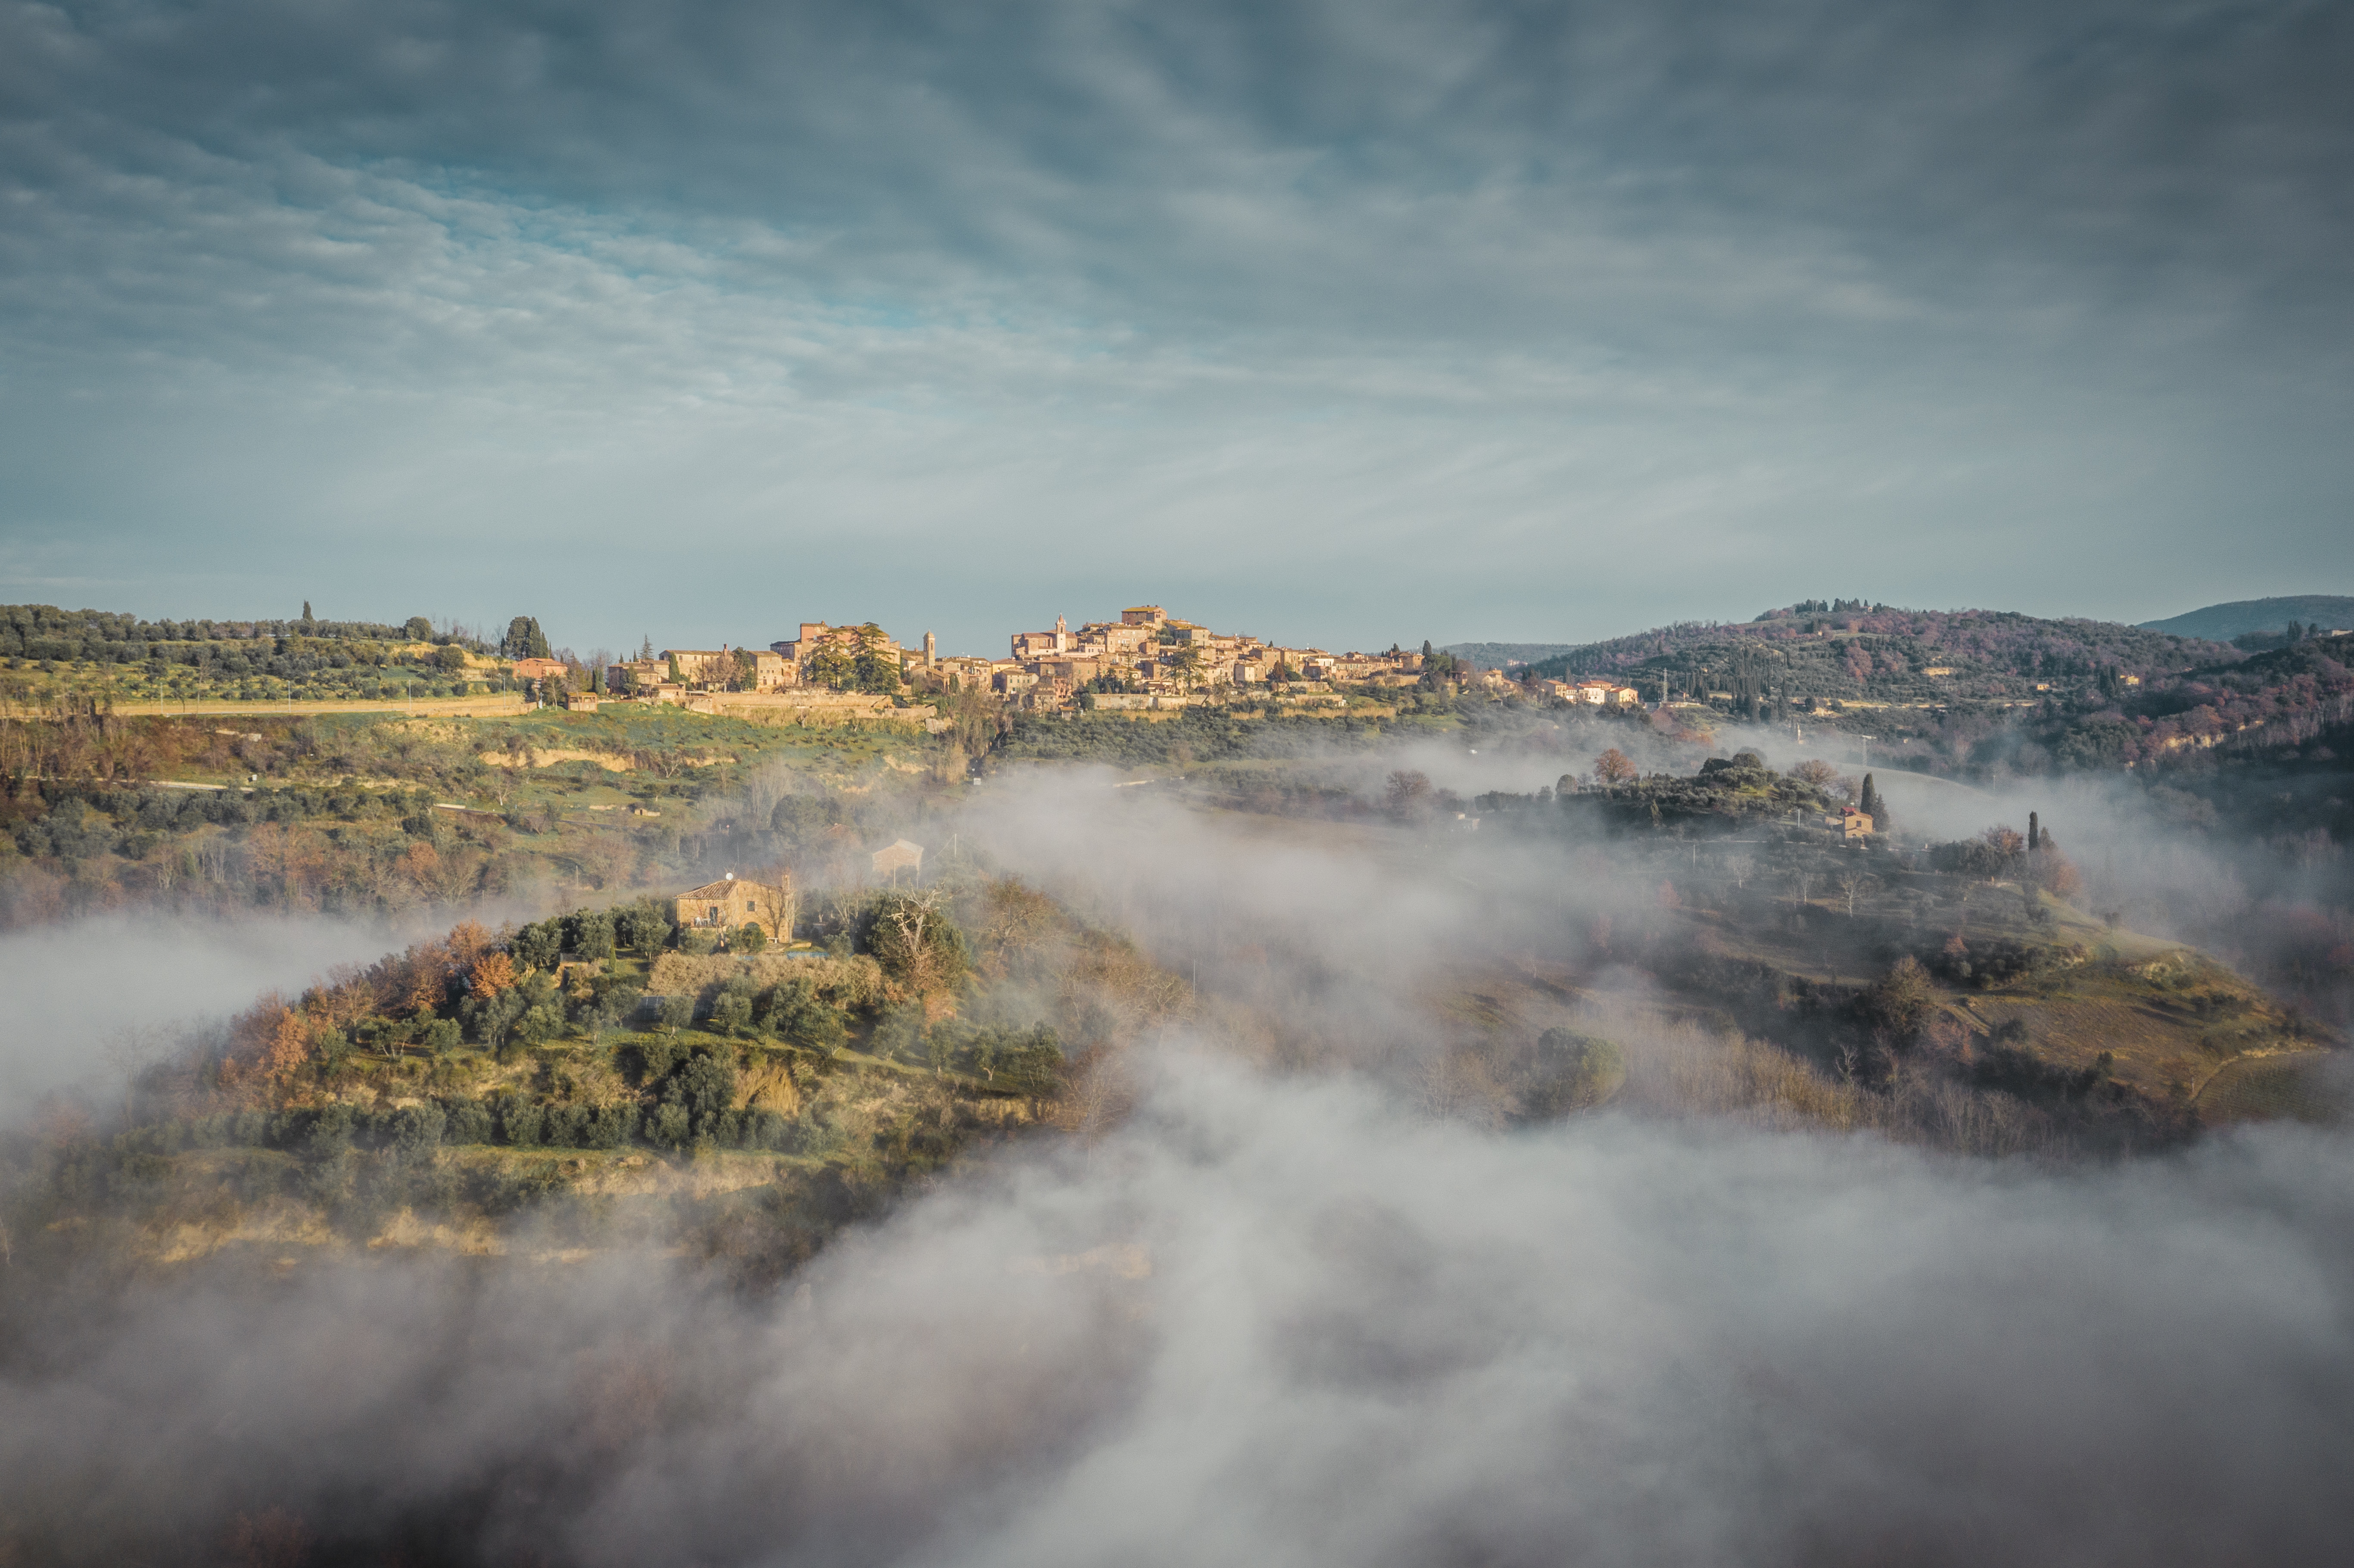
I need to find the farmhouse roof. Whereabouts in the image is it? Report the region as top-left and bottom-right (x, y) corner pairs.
(679, 875), (781, 899)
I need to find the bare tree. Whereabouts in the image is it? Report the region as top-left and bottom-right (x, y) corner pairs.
(1837, 871), (1878, 917)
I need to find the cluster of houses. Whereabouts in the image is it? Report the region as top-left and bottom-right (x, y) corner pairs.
(536, 604), (1651, 720)
(975, 605), (1432, 711)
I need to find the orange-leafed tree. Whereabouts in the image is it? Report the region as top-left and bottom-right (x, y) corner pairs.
(1593, 748), (1638, 784)
(401, 938), (455, 1015)
(469, 952), (519, 1001)
(220, 994), (314, 1094)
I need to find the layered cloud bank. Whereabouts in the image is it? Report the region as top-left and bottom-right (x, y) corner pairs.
(2, 763), (2351, 1562)
(5, 0), (2350, 639)
(4, 1057), (2351, 1566)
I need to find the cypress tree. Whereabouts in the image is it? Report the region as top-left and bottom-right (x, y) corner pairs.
(2028, 811), (2040, 852)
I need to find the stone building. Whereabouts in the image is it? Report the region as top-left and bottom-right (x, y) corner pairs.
(675, 873), (795, 940)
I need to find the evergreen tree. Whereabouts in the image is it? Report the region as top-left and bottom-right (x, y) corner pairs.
(501, 616), (552, 660)
(301, 600), (313, 622)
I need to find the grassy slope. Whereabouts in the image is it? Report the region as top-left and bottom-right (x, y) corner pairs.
(2138, 595), (2354, 640)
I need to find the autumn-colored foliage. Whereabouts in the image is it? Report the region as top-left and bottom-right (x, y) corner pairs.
(447, 920), (495, 972)
(1593, 748), (1637, 784)
(469, 952), (519, 1000)
(218, 993), (314, 1094)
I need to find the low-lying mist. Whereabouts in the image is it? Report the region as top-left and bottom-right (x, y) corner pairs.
(0, 911), (488, 1123)
(3, 763), (2350, 1565)
(4, 1055), (2350, 1566)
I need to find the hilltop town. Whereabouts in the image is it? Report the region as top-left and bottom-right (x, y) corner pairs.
(590, 604), (1647, 719)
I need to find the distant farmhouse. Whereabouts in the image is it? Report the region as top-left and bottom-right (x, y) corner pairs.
(871, 840), (925, 880)
(675, 873), (794, 940)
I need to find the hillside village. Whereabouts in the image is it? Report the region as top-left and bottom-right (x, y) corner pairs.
(586, 603), (1657, 719)
(592, 604), (1436, 716)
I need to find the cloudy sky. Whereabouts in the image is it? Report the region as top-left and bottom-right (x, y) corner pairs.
(1, 0), (2348, 654)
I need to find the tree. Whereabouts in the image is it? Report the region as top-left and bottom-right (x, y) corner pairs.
(512, 920), (563, 972)
(1386, 770), (1433, 812)
(1982, 824), (2026, 861)
(433, 645), (468, 673)
(1521, 1030), (1625, 1117)
(667, 1050), (737, 1130)
(567, 908), (616, 962)
(620, 902), (672, 954)
(1792, 758), (1838, 790)
(500, 616), (551, 660)
(864, 890), (969, 994)
(468, 952), (518, 1000)
(733, 921), (768, 954)
(1837, 871), (1877, 916)
(404, 616), (433, 641)
(708, 990), (754, 1036)
(666, 650), (683, 684)
(761, 976), (847, 1053)
(1594, 748), (1637, 784)
(850, 624), (901, 693)
(1868, 956), (1938, 1040)
(301, 601), (313, 622)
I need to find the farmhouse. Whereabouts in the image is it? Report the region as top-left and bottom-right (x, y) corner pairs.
(675, 873), (794, 940)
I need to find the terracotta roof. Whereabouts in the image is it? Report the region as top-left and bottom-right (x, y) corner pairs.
(679, 877), (782, 900)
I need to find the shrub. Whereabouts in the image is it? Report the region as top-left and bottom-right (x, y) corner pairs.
(651, 1103), (691, 1149)
(1520, 1030), (1626, 1117)
(710, 992), (754, 1036)
(666, 1050), (738, 1132)
(381, 1104), (445, 1162)
(444, 1101), (496, 1144)
(760, 977), (847, 1053)
(500, 1099), (545, 1148)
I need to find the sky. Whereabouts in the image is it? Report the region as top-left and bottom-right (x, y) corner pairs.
(2, 0), (2349, 656)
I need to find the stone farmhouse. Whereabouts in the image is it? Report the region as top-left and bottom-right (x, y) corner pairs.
(675, 872), (795, 940)
(1570, 679), (1642, 707)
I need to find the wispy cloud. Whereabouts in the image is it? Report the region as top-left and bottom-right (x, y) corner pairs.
(2, 0), (2348, 645)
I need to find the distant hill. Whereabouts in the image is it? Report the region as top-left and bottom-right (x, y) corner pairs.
(2139, 596), (2354, 641)
(1442, 641), (1581, 669)
(1516, 605), (2235, 711)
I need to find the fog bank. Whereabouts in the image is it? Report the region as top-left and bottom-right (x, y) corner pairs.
(4, 1056), (2351, 1566)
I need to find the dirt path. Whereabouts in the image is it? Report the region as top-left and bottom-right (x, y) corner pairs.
(2188, 1045), (2324, 1104)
